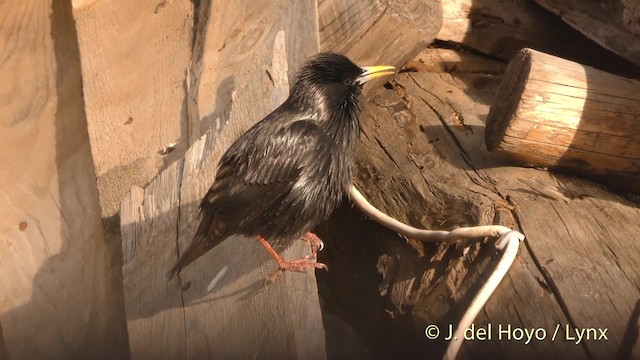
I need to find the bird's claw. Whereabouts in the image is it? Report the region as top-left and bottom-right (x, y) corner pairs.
(302, 232), (325, 261)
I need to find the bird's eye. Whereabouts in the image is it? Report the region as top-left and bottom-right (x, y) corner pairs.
(344, 79), (354, 86)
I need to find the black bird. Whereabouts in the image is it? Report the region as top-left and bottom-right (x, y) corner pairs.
(167, 52), (395, 279)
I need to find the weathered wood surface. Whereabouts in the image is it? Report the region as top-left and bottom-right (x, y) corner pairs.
(317, 48), (640, 359)
(0, 1), (128, 359)
(120, 2), (326, 359)
(0, 321), (6, 360)
(535, 0), (640, 68)
(617, 299), (640, 359)
(188, 0), (318, 143)
(437, 0), (640, 78)
(485, 48), (640, 192)
(621, 0), (640, 35)
(318, 0), (442, 92)
(438, 0), (592, 61)
(633, 304), (640, 358)
(72, 0), (195, 217)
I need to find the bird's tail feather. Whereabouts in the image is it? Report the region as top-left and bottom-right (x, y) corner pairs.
(166, 211), (225, 279)
(166, 236), (216, 279)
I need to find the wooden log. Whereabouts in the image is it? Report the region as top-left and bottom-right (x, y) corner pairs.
(119, 2), (325, 359)
(622, 0), (640, 35)
(72, 0), (195, 217)
(437, 0), (640, 76)
(485, 48), (640, 192)
(485, 168), (640, 360)
(0, 1), (128, 359)
(317, 47), (640, 359)
(318, 0), (441, 92)
(404, 47), (507, 77)
(534, 0), (640, 67)
(316, 50), (578, 358)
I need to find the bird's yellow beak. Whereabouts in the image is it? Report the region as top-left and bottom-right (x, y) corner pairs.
(357, 65), (396, 85)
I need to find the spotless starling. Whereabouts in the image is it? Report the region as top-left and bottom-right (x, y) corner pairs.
(167, 52), (395, 279)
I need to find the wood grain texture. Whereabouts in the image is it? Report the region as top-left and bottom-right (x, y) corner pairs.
(361, 68), (578, 359)
(404, 53), (640, 359)
(120, 2), (326, 358)
(534, 0), (640, 67)
(492, 168), (640, 359)
(485, 48), (640, 191)
(616, 298), (640, 359)
(187, 0), (318, 143)
(72, 0), (194, 217)
(318, 0), (442, 92)
(0, 1), (128, 358)
(318, 48), (639, 359)
(621, 0), (640, 35)
(0, 321), (6, 360)
(438, 0), (580, 60)
(439, 0), (634, 69)
(121, 123), (326, 360)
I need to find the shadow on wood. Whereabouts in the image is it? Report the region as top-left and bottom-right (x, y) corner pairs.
(118, 1), (326, 358)
(0, 1), (129, 359)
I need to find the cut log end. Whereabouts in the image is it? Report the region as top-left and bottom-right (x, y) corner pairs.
(485, 49), (532, 151)
(485, 48), (640, 192)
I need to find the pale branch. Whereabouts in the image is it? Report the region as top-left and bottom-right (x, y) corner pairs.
(349, 185), (525, 360)
(349, 186), (517, 243)
(443, 231), (524, 360)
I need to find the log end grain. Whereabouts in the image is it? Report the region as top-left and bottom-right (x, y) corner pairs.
(484, 49), (532, 151)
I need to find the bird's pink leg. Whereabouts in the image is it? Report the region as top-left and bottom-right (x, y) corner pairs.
(257, 234), (328, 274)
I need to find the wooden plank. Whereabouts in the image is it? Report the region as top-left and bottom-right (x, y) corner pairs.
(72, 0), (194, 216)
(120, 2), (326, 358)
(187, 0), (318, 143)
(485, 49), (640, 192)
(120, 170), (185, 360)
(0, 1), (128, 359)
(534, 0), (640, 67)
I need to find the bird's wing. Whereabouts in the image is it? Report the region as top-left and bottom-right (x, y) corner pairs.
(200, 116), (331, 211)
(242, 120), (329, 185)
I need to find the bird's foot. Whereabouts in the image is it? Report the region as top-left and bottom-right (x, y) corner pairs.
(258, 234), (329, 284)
(278, 255), (328, 272)
(267, 256), (328, 284)
(302, 232), (324, 261)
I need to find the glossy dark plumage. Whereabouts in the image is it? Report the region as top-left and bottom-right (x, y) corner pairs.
(168, 52), (393, 278)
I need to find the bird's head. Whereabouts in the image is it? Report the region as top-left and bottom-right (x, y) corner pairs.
(289, 52), (395, 116)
